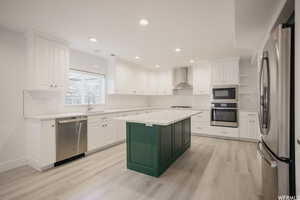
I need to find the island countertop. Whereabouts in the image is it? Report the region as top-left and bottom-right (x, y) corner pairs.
(114, 110), (202, 126)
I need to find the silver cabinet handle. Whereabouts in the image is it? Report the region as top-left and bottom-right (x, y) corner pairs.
(257, 141), (277, 168)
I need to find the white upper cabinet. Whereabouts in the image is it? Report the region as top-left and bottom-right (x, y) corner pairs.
(192, 61), (211, 95)
(107, 57), (173, 95)
(211, 58), (239, 85)
(153, 70), (173, 95)
(26, 32), (69, 90)
(107, 57), (145, 95)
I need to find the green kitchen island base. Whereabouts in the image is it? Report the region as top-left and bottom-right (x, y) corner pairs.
(126, 118), (191, 177)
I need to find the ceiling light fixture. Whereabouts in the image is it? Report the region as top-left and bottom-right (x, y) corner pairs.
(135, 56), (140, 59)
(89, 37), (97, 42)
(155, 65), (160, 68)
(175, 48), (181, 52)
(139, 18), (149, 26)
(189, 59), (195, 63)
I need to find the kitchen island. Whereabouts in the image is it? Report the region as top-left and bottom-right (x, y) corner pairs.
(115, 110), (201, 177)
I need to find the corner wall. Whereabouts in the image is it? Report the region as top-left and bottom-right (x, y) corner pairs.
(0, 26), (27, 172)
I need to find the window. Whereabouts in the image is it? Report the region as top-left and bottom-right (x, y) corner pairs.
(65, 69), (105, 105)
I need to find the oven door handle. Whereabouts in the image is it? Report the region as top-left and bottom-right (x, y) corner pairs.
(211, 107), (239, 110)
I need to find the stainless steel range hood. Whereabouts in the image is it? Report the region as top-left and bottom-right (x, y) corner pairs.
(173, 67), (193, 90)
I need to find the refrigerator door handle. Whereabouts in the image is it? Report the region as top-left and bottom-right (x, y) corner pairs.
(257, 141), (277, 168)
(258, 52), (271, 135)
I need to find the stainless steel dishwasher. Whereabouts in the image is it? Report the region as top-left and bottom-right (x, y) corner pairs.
(55, 116), (87, 163)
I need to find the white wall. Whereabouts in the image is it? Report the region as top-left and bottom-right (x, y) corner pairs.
(295, 0), (300, 194)
(0, 26), (27, 172)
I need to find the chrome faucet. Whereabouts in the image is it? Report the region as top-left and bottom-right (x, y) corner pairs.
(87, 93), (95, 112)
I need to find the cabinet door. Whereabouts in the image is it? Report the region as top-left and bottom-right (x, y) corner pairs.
(239, 112), (249, 138)
(173, 121), (183, 158)
(115, 64), (131, 94)
(248, 115), (259, 140)
(114, 119), (126, 141)
(40, 120), (56, 166)
(101, 120), (116, 146)
(193, 63), (211, 95)
(163, 70), (173, 95)
(147, 71), (158, 95)
(53, 42), (69, 88)
(135, 70), (147, 95)
(182, 119), (191, 150)
(88, 119), (103, 151)
(223, 60), (239, 84)
(35, 36), (53, 87)
(159, 125), (173, 169)
(239, 112), (259, 140)
(211, 59), (239, 85)
(211, 62), (222, 85)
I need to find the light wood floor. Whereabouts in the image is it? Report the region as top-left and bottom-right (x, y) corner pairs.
(0, 136), (262, 200)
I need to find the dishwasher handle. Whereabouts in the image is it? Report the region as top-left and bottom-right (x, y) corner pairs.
(58, 118), (87, 124)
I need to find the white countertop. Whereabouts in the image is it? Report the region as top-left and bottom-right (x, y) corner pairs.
(114, 110), (202, 126)
(24, 107), (162, 120)
(25, 106), (207, 120)
(25, 112), (87, 120)
(87, 106), (162, 115)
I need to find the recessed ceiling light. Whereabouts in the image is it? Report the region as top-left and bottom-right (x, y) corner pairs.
(189, 59), (195, 63)
(89, 37), (97, 42)
(135, 56), (140, 59)
(155, 65), (160, 68)
(139, 19), (149, 26)
(175, 48), (181, 52)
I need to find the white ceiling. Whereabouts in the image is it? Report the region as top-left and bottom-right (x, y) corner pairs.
(235, 0), (287, 50)
(0, 0), (280, 68)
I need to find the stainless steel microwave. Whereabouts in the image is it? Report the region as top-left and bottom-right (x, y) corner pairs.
(211, 85), (238, 102)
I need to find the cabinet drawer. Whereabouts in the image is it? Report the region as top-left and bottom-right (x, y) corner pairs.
(191, 111), (210, 122)
(191, 121), (210, 134)
(210, 127), (239, 138)
(191, 126), (211, 134)
(191, 121), (210, 128)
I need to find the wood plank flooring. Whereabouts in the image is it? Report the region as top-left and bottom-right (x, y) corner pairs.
(0, 136), (263, 200)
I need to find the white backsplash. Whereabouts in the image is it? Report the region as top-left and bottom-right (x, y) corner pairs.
(148, 95), (210, 109)
(24, 92), (149, 116)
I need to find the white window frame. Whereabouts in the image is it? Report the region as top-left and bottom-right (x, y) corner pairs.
(65, 68), (106, 106)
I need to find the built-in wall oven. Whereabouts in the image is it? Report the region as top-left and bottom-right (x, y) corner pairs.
(212, 85), (238, 102)
(211, 102), (238, 128)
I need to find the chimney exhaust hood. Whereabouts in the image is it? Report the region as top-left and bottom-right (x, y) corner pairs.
(173, 67), (193, 90)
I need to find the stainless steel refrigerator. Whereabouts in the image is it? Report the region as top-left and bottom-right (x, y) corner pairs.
(257, 23), (295, 199)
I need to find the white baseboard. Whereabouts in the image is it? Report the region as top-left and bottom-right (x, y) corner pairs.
(0, 157), (28, 173)
(192, 133), (258, 143)
(86, 140), (125, 156)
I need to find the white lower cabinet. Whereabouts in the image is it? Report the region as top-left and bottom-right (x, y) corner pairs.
(191, 111), (211, 134)
(191, 110), (259, 141)
(88, 114), (126, 152)
(209, 126), (239, 138)
(26, 119), (56, 170)
(239, 111), (259, 141)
